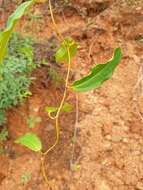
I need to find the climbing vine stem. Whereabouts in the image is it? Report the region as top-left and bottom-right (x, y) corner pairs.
(41, 0), (72, 185)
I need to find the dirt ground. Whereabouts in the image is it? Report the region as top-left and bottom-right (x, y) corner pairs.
(0, 0), (143, 189)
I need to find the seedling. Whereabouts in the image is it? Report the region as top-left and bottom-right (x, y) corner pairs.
(0, 33), (35, 125)
(21, 171), (32, 185)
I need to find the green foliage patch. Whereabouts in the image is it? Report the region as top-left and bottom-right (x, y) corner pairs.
(0, 33), (35, 125)
(0, 0), (122, 155)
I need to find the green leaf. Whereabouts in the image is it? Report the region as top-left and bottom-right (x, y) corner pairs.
(15, 133), (42, 152)
(45, 106), (58, 114)
(45, 102), (72, 114)
(55, 37), (78, 63)
(62, 102), (72, 113)
(72, 48), (122, 92)
(0, 0), (34, 65)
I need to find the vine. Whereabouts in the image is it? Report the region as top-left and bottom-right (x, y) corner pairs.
(0, 0), (122, 187)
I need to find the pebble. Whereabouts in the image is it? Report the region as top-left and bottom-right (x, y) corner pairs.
(122, 138), (128, 143)
(33, 107), (39, 112)
(105, 135), (111, 140)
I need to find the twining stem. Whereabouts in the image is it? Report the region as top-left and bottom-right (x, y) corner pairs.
(42, 47), (71, 156)
(48, 0), (63, 41)
(41, 47), (71, 184)
(41, 0), (72, 185)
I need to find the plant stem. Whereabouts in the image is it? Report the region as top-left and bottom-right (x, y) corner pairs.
(48, 0), (63, 41)
(41, 0), (72, 184)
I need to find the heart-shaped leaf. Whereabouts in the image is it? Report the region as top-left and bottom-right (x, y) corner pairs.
(72, 48), (122, 92)
(45, 102), (72, 114)
(55, 37), (78, 63)
(15, 133), (42, 152)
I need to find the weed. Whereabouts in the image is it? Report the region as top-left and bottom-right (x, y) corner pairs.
(0, 33), (35, 125)
(21, 171), (32, 185)
(0, 110), (6, 125)
(0, 127), (8, 154)
(0, 128), (8, 141)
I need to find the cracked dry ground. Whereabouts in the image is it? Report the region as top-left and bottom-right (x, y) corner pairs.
(1, 1), (143, 190)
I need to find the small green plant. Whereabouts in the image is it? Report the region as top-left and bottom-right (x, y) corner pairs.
(0, 128), (9, 141)
(0, 110), (6, 125)
(0, 33), (35, 125)
(21, 171), (32, 185)
(0, 128), (9, 154)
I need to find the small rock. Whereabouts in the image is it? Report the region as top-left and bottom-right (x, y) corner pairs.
(105, 135), (111, 140)
(33, 107), (39, 112)
(122, 138), (128, 143)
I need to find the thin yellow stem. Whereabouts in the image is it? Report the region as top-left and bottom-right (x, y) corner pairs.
(48, 112), (56, 120)
(48, 0), (63, 41)
(41, 1), (72, 184)
(42, 47), (71, 156)
(41, 47), (71, 184)
(41, 156), (49, 185)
